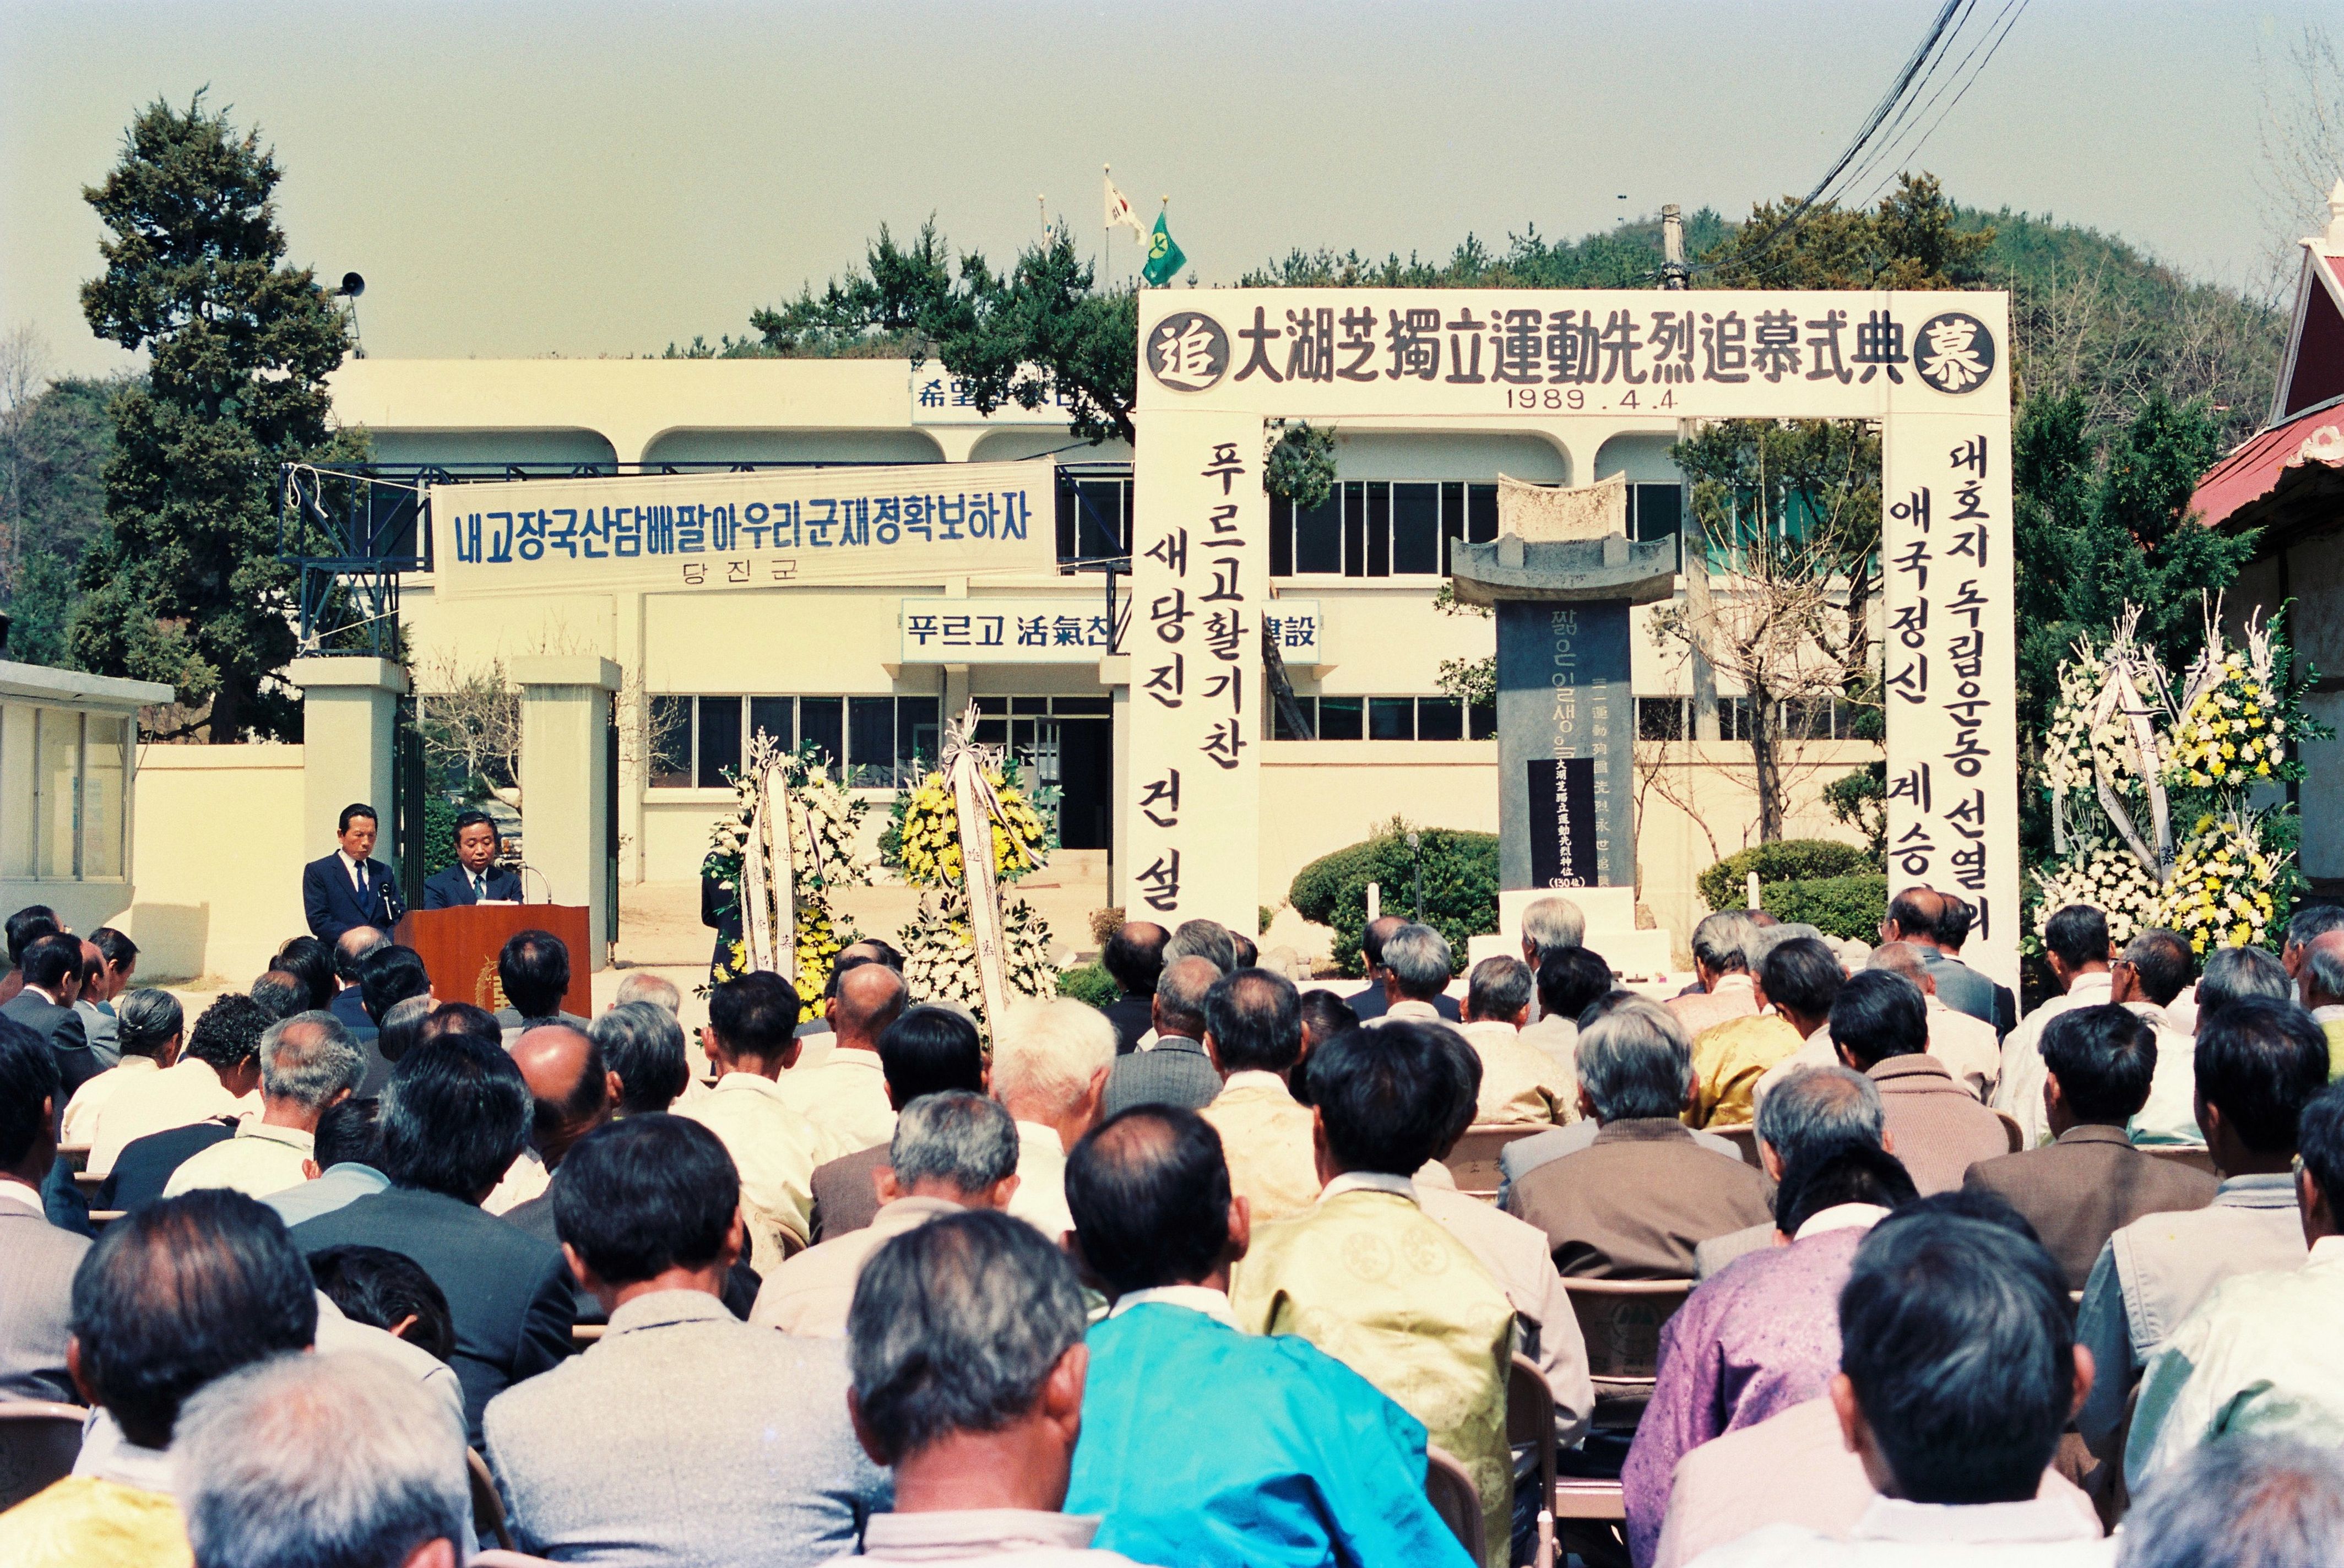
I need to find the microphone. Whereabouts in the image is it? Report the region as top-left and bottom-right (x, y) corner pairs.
(510, 862), (552, 904)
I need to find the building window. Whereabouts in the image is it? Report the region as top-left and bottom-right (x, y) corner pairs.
(648, 695), (940, 789)
(1055, 471), (1132, 568)
(1267, 695), (1495, 742)
(1269, 481), (1500, 579)
(1636, 697), (1688, 741)
(3, 707), (130, 881)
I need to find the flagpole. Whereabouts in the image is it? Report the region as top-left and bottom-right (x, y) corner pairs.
(1103, 163), (1111, 287)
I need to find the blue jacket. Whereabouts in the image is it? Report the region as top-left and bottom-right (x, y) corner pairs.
(422, 863), (523, 909)
(303, 852), (404, 942)
(1070, 1299), (1475, 1568)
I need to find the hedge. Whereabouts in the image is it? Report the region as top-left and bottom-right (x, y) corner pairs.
(1288, 819), (1498, 978)
(1760, 873), (1889, 941)
(1057, 962), (1120, 1008)
(1695, 838), (1873, 914)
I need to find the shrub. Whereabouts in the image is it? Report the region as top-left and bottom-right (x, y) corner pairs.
(1287, 818), (1498, 978)
(1056, 961), (1119, 1008)
(420, 793), (462, 879)
(1760, 873), (1888, 941)
(1260, 904), (1277, 936)
(1696, 838), (1873, 914)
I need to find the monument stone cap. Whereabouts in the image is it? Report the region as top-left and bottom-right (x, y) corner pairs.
(1446, 536), (1679, 608)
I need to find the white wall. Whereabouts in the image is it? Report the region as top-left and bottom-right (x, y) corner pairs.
(125, 745), (307, 984)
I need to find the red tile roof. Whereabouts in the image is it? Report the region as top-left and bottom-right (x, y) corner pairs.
(2190, 398), (2344, 531)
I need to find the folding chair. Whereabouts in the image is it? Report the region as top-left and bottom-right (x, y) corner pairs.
(1423, 1443), (1486, 1567)
(1562, 1277), (1692, 1425)
(1714, 1126), (1762, 1169)
(1506, 1355), (1556, 1568)
(1444, 1124), (1551, 1201)
(469, 1447), (516, 1551)
(2141, 1146), (2216, 1178)
(0, 1402), (88, 1511)
(1994, 1109), (2027, 1153)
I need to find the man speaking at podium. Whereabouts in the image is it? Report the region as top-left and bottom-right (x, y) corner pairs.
(302, 802), (406, 942)
(423, 810), (523, 908)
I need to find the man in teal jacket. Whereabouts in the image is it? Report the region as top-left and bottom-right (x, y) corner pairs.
(1062, 1105), (1477, 1568)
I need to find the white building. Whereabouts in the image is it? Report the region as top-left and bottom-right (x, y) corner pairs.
(326, 355), (1875, 954)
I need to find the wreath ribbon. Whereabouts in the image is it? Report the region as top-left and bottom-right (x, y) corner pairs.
(940, 704), (1012, 1037)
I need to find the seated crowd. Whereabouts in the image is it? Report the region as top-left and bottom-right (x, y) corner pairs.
(3, 891), (2344, 1567)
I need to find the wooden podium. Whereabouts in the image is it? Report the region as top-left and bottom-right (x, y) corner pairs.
(396, 904), (593, 1020)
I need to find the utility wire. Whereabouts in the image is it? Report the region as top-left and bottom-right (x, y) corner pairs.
(1685, 0), (1969, 278)
(1826, 0), (1998, 207)
(1854, 0), (2033, 207)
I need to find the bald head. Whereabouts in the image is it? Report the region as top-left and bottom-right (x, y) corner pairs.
(1154, 956), (1222, 1040)
(1360, 915), (1409, 974)
(334, 925), (387, 980)
(512, 1023), (616, 1170)
(1882, 887), (1950, 951)
(1064, 1106), (1242, 1297)
(1866, 941), (1936, 995)
(831, 961), (910, 1052)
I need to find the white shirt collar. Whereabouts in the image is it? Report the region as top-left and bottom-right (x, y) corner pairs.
(23, 983), (61, 1008)
(1804, 1019), (1836, 1046)
(2311, 1004), (2344, 1026)
(2309, 1235), (2344, 1265)
(235, 1121), (314, 1152)
(1849, 1494), (2102, 1545)
(1321, 1169), (1417, 1205)
(1016, 1119), (1069, 1158)
(0, 1175), (45, 1213)
(2066, 972), (2115, 1001)
(1793, 1202), (1892, 1241)
(1385, 997), (1442, 1022)
(1413, 1159), (1457, 1191)
(1108, 1284), (1239, 1328)
(710, 1069), (789, 1102)
(1710, 973), (1757, 997)
(1222, 1069), (1293, 1096)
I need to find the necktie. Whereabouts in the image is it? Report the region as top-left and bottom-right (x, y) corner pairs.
(473, 873), (485, 900)
(354, 860), (368, 899)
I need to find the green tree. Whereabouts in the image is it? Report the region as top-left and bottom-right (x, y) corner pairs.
(71, 94), (359, 741)
(0, 360), (123, 668)
(747, 220), (1135, 447)
(1701, 173), (1993, 290)
(2011, 390), (2258, 850)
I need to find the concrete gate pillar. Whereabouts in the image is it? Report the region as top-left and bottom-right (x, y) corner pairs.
(513, 655), (621, 972)
(296, 656), (408, 861)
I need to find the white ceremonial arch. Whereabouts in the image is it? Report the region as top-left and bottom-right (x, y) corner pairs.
(1126, 288), (2020, 988)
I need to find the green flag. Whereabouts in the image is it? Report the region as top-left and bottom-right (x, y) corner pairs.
(1142, 210), (1186, 287)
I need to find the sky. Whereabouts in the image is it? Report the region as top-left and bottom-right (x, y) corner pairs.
(2, 0), (2336, 381)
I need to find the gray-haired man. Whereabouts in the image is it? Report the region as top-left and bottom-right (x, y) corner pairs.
(1504, 998), (1774, 1278)
(175, 1349), (470, 1568)
(1693, 1064), (1889, 1280)
(1370, 924), (1457, 1025)
(821, 1208), (1138, 1567)
(753, 1090), (1021, 1337)
(162, 1013), (363, 1201)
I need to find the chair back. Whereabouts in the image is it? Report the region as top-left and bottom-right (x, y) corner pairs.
(1994, 1109), (2027, 1153)
(87, 1210), (127, 1228)
(1444, 1124), (1548, 1199)
(1716, 1125), (1761, 1168)
(2142, 1145), (2216, 1178)
(469, 1446), (516, 1551)
(1423, 1443), (1485, 1566)
(1563, 1278), (1692, 1385)
(469, 1554), (561, 1567)
(0, 1402), (89, 1512)
(57, 1144), (90, 1173)
(1507, 1352), (1556, 1505)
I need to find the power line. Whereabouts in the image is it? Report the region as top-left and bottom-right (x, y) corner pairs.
(1826, 0), (2000, 207)
(1687, 0), (1969, 278)
(1854, 0), (2033, 207)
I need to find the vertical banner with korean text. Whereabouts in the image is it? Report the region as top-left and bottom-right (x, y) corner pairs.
(1881, 413), (2020, 990)
(1125, 410), (1266, 930)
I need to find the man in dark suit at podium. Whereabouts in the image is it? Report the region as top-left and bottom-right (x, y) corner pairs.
(303, 804), (405, 944)
(422, 810), (523, 909)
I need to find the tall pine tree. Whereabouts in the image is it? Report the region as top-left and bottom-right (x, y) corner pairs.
(73, 94), (357, 741)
